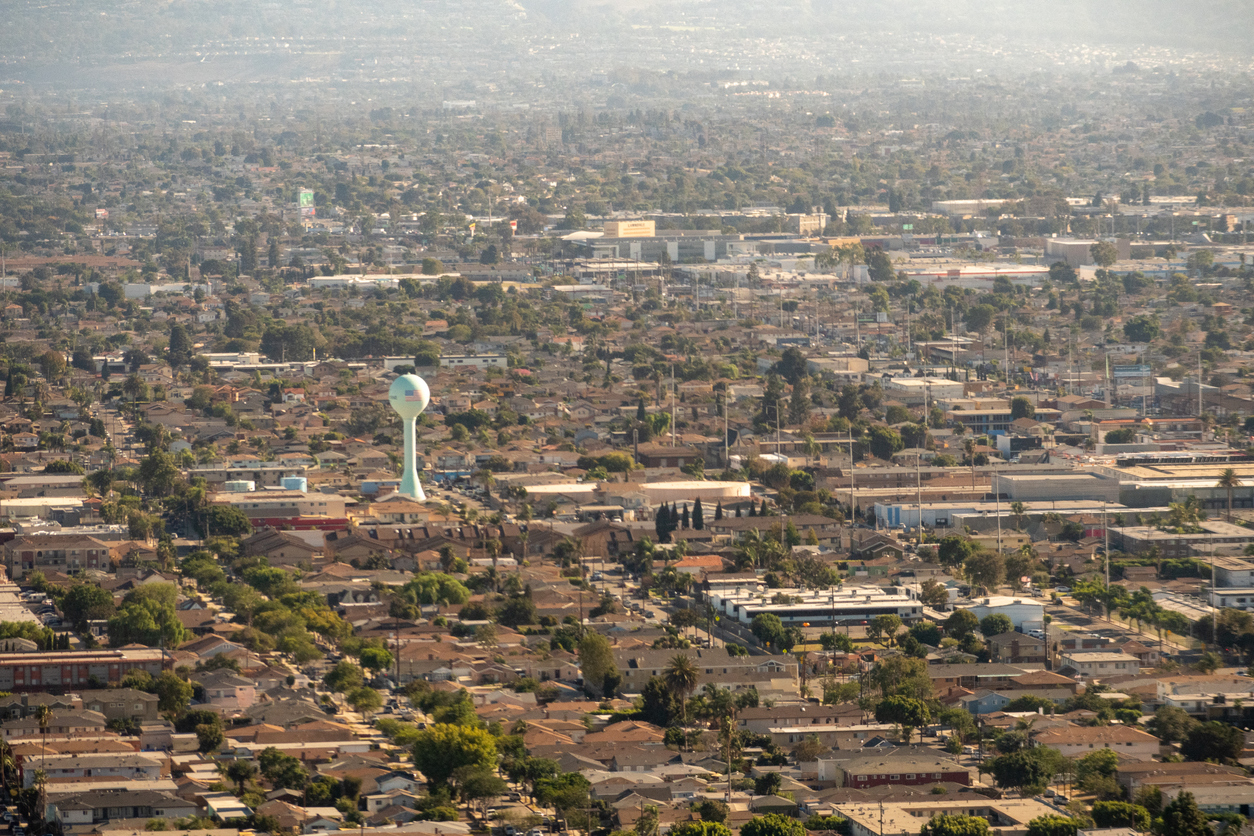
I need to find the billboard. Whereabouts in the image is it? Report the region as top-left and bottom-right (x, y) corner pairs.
(298, 189), (315, 218)
(1113, 364), (1152, 379)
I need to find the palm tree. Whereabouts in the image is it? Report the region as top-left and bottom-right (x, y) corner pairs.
(1010, 501), (1026, 531)
(1218, 468), (1242, 522)
(0, 739), (16, 800)
(662, 654), (699, 727)
(34, 704), (51, 777)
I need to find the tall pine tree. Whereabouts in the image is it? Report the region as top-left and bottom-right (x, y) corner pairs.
(681, 503), (690, 529)
(714, 501), (723, 521)
(655, 505), (671, 543)
(693, 497), (705, 530)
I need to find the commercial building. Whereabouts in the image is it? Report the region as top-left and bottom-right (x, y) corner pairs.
(710, 585), (922, 628)
(1045, 237), (1131, 268)
(834, 798), (1060, 836)
(1058, 650), (1139, 678)
(818, 752), (972, 788)
(881, 377), (965, 406)
(939, 398), (1015, 435)
(1112, 521), (1254, 558)
(786, 213), (829, 235)
(611, 648), (798, 696)
(439, 354), (507, 369)
(208, 490), (349, 530)
(601, 220), (655, 238)
(0, 649), (168, 692)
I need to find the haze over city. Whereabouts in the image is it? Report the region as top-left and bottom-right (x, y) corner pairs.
(1, 5), (1254, 836)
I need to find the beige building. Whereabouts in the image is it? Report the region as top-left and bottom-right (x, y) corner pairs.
(1033, 725), (1160, 761)
(601, 220), (655, 238)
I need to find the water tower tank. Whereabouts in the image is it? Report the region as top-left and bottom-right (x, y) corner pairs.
(281, 476), (308, 493)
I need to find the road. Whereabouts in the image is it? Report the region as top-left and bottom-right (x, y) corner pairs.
(1050, 597), (1192, 653)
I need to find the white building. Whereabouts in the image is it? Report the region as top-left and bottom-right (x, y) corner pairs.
(965, 596), (1045, 633)
(440, 354), (507, 369)
(881, 377), (965, 406)
(710, 585), (922, 628)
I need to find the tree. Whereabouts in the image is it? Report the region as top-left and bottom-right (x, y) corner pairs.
(44, 460), (83, 474)
(750, 613), (786, 650)
(200, 505), (252, 538)
(741, 814), (806, 836)
(1123, 314), (1161, 343)
(920, 814), (989, 836)
(875, 696), (931, 743)
(578, 632), (619, 698)
(984, 749), (1057, 795)
(693, 497), (705, 531)
(945, 609), (980, 639)
(61, 583), (115, 630)
(979, 614), (1014, 636)
(359, 646), (393, 674)
(411, 724), (498, 789)
(107, 584), (187, 648)
(772, 347), (809, 386)
(535, 772), (591, 830)
(1218, 468), (1243, 522)
(670, 822), (732, 836)
(866, 656), (934, 701)
(754, 772), (783, 797)
(964, 550), (1004, 594)
(455, 766), (508, 815)
(1148, 705), (1199, 744)
(225, 759), (256, 795)
(1182, 721), (1244, 763)
(1009, 397), (1035, 420)
(323, 661), (365, 693)
(348, 686), (383, 717)
(868, 614), (902, 647)
(1160, 791), (1211, 836)
(693, 800), (729, 824)
(1075, 748), (1120, 796)
(920, 580), (949, 608)
(663, 654), (699, 725)
(639, 676), (681, 727)
(152, 671), (193, 714)
(168, 323), (194, 370)
(1025, 816), (1078, 836)
(1092, 802), (1150, 831)
(937, 535), (978, 570)
(1104, 428), (1136, 444)
(1090, 241), (1119, 267)
(867, 425), (904, 461)
(258, 747), (309, 790)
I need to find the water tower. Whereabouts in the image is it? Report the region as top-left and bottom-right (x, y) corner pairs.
(387, 373), (430, 501)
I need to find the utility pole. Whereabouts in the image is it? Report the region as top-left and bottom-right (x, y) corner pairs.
(723, 397), (728, 467)
(1199, 352), (1204, 427)
(670, 363), (676, 447)
(1104, 501), (1110, 620)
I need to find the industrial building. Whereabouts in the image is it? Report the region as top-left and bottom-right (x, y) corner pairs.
(991, 472), (1120, 503)
(1111, 520), (1254, 558)
(1092, 453), (1254, 510)
(873, 498), (1129, 530)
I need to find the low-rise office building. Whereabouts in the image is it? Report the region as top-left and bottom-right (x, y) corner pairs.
(710, 585), (922, 629)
